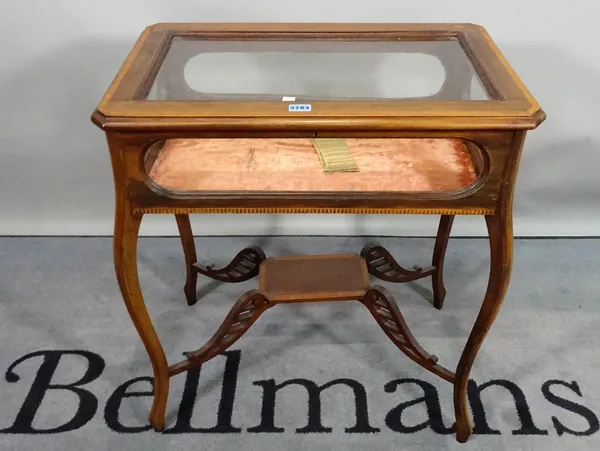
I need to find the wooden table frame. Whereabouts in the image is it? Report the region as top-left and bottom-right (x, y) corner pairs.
(92, 23), (545, 443)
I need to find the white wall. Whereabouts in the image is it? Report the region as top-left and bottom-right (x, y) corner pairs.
(0, 0), (598, 237)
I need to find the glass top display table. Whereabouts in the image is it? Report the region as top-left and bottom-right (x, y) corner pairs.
(91, 22), (545, 443)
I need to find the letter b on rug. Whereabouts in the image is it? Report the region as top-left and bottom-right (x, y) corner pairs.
(1, 350), (105, 433)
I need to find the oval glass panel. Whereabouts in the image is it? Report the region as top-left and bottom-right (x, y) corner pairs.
(182, 52), (446, 100)
(145, 138), (484, 195)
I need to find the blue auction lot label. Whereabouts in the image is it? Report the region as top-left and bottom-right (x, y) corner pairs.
(288, 104), (312, 112)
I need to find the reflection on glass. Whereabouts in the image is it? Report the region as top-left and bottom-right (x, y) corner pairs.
(182, 52), (446, 99)
(145, 38), (491, 101)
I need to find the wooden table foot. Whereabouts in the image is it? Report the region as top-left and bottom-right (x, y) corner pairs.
(455, 417), (473, 443)
(149, 411), (166, 432)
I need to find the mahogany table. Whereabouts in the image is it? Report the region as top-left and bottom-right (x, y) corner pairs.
(91, 22), (545, 443)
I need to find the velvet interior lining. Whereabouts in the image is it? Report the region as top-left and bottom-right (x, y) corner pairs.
(148, 138), (477, 193)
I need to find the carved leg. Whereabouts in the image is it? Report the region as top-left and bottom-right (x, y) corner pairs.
(453, 213), (513, 442)
(361, 244), (435, 283)
(175, 214), (198, 306)
(114, 206), (169, 431)
(194, 246), (266, 283)
(432, 215), (455, 310)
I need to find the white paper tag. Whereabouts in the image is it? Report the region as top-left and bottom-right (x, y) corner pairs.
(288, 104), (311, 112)
(282, 96), (296, 101)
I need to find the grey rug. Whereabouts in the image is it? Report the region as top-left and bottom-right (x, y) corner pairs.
(0, 236), (599, 451)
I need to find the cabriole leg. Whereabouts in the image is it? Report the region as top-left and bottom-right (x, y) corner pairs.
(114, 207), (169, 431)
(453, 212), (513, 442)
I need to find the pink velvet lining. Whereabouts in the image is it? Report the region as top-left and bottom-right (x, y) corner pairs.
(148, 138), (477, 192)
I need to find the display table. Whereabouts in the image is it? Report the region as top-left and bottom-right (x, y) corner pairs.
(91, 22), (545, 443)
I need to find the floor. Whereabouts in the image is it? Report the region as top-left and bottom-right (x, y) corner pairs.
(0, 236), (598, 451)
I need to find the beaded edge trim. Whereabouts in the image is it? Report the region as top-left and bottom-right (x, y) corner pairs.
(134, 207), (494, 215)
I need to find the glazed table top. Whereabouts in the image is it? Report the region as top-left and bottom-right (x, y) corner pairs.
(92, 22), (544, 132)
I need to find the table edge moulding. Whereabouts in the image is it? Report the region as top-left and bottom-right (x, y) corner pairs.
(91, 22), (545, 443)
